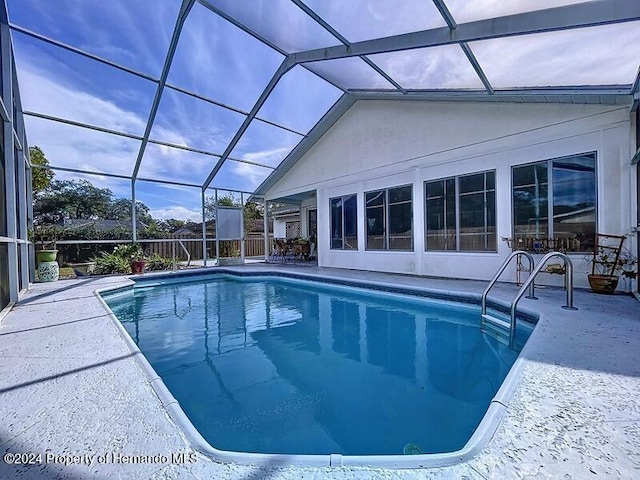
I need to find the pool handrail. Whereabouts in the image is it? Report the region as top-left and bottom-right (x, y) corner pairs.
(508, 251), (577, 347)
(481, 250), (536, 316)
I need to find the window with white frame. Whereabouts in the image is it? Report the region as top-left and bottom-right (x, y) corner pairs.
(365, 185), (413, 250)
(425, 171), (496, 251)
(330, 194), (357, 249)
(512, 153), (596, 253)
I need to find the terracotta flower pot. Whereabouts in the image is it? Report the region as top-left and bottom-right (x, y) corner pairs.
(130, 260), (146, 274)
(587, 274), (619, 294)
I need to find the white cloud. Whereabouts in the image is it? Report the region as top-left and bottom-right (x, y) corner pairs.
(239, 147), (291, 168)
(16, 50), (216, 185)
(303, 0), (445, 42)
(8, 0), (176, 77)
(229, 161), (271, 190)
(26, 115), (141, 177)
(149, 126), (189, 151)
(149, 206), (201, 222)
(446, 0), (589, 24)
(470, 22), (640, 88)
(19, 64), (147, 135)
(371, 45), (484, 89)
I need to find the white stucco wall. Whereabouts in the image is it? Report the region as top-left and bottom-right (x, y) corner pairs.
(265, 100), (637, 287)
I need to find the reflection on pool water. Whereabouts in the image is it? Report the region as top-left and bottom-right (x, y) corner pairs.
(103, 274), (532, 456)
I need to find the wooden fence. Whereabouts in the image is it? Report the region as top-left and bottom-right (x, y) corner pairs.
(144, 234), (273, 260)
(56, 235), (274, 264)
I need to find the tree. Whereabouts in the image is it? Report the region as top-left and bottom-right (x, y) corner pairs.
(29, 146), (54, 194)
(204, 194), (239, 220)
(204, 195), (265, 234)
(243, 201), (263, 233)
(34, 179), (114, 225)
(107, 198), (154, 225)
(157, 219), (191, 233)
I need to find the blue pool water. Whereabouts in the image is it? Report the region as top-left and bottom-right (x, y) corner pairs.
(103, 274), (532, 456)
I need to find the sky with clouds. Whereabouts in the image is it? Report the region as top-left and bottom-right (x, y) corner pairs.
(6, 0), (640, 222)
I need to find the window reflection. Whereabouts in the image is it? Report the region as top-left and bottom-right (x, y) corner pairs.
(426, 171), (495, 251)
(512, 153), (595, 252)
(366, 185), (413, 251)
(330, 194), (358, 250)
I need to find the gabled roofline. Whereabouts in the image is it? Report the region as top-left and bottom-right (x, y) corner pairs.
(253, 93), (356, 196)
(253, 87), (635, 197)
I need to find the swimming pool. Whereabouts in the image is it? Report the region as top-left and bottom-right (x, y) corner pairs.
(100, 271), (534, 466)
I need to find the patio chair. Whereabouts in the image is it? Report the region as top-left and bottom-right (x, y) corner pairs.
(271, 239), (287, 263)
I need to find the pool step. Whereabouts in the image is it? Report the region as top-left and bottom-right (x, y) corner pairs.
(480, 314), (510, 346)
(481, 314), (510, 330)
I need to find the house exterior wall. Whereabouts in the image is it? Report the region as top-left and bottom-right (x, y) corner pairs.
(265, 100), (636, 287)
(273, 214), (302, 239)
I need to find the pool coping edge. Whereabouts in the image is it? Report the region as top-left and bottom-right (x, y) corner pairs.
(94, 268), (542, 469)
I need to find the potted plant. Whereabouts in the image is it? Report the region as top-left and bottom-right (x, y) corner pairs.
(113, 243), (147, 274)
(293, 237), (311, 261)
(32, 224), (62, 282)
(619, 248), (638, 293)
(218, 240), (242, 266)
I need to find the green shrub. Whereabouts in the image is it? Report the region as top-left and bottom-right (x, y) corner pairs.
(92, 251), (131, 274)
(91, 245), (174, 274)
(146, 253), (173, 271)
(112, 243), (145, 261)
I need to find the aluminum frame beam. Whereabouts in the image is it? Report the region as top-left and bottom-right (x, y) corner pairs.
(459, 43), (494, 95)
(196, 0), (347, 94)
(291, 0), (405, 93)
(1, 21), (18, 301)
(34, 164), (204, 188)
(202, 58), (296, 190)
(290, 0), (640, 64)
(431, 0), (494, 95)
(10, 24), (158, 83)
(252, 93), (355, 196)
(10, 23), (311, 137)
(131, 0), (195, 180)
(23, 111), (277, 171)
(165, 83), (306, 136)
(343, 89), (634, 110)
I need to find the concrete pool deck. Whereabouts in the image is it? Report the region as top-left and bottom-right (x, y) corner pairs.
(0, 265), (639, 479)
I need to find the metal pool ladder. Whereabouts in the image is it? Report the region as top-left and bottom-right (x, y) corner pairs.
(482, 251), (577, 348)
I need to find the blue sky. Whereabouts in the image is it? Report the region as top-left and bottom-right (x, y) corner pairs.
(7, 0), (640, 221)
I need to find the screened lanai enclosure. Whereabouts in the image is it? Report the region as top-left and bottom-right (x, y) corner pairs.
(1, 0), (639, 309)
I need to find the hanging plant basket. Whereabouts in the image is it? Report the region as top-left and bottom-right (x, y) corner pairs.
(587, 274), (619, 294)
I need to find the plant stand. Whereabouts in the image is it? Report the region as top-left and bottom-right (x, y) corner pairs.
(38, 261), (59, 282)
(36, 249), (59, 282)
(589, 233), (625, 294)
